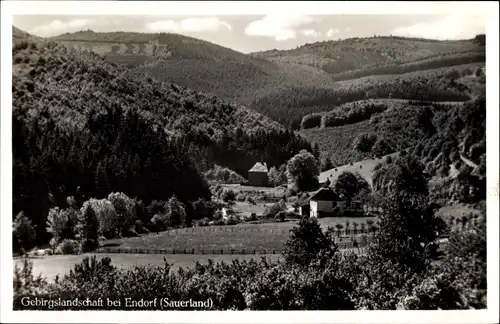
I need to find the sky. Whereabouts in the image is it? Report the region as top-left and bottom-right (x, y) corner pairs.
(13, 13), (486, 53)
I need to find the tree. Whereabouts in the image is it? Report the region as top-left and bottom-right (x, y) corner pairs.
(268, 164), (287, 187)
(165, 195), (187, 228)
(324, 178), (331, 188)
(400, 215), (486, 310)
(321, 155), (334, 172)
(354, 134), (377, 152)
(286, 150), (320, 191)
(360, 221), (366, 233)
(61, 207), (80, 241)
(312, 143), (321, 159)
(283, 218), (338, 267)
(265, 199), (287, 218)
(107, 192), (137, 236)
(334, 171), (370, 203)
(373, 139), (393, 157)
(87, 198), (119, 238)
(150, 214), (165, 234)
(373, 156), (428, 197)
(267, 166), (282, 187)
(46, 207), (68, 245)
(78, 202), (100, 253)
(352, 222), (359, 234)
(13, 211), (36, 252)
(334, 223), (344, 237)
(369, 191), (444, 273)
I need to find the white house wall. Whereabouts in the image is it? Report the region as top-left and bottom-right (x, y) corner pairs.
(310, 200), (334, 217)
(310, 201), (318, 217)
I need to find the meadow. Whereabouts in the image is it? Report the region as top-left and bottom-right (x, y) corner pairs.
(319, 152), (400, 186)
(102, 216), (376, 253)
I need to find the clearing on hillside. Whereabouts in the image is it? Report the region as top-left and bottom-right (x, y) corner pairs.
(319, 152), (400, 186)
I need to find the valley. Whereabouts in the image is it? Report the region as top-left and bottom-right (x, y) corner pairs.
(11, 24), (488, 311)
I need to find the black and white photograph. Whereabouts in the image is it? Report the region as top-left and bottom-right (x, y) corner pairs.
(1, 1), (498, 323)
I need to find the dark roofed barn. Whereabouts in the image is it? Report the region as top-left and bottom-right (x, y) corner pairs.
(248, 162), (269, 187)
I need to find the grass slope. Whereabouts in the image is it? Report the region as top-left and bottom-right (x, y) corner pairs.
(319, 152), (400, 186)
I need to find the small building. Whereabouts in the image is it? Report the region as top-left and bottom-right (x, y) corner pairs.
(309, 188), (344, 218)
(248, 162), (269, 187)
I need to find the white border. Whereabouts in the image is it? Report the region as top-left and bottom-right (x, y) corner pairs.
(1, 1), (499, 324)
(4, 1), (491, 15)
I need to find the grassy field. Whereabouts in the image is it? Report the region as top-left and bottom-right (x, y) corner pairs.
(319, 152), (400, 186)
(103, 216), (376, 252)
(230, 201), (277, 217)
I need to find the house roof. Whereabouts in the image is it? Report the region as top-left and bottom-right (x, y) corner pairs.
(309, 188), (340, 201)
(249, 162), (268, 173)
(299, 197), (311, 206)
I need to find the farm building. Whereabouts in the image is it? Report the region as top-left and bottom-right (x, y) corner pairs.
(248, 162), (269, 187)
(309, 188), (344, 218)
(299, 188), (366, 218)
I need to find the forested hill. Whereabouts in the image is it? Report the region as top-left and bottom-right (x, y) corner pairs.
(49, 29), (335, 101)
(252, 35), (486, 80)
(12, 29), (311, 242)
(50, 31), (485, 130)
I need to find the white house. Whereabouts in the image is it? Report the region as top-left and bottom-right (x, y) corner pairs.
(308, 188), (344, 218)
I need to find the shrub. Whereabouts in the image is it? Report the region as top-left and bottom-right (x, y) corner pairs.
(224, 215), (239, 225)
(191, 198), (217, 220)
(195, 217), (211, 227)
(265, 199), (287, 218)
(149, 214), (166, 233)
(246, 196), (256, 205)
(56, 239), (81, 255)
(212, 210), (223, 221)
(275, 211), (286, 222)
(236, 193), (246, 202)
(222, 189), (236, 202)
